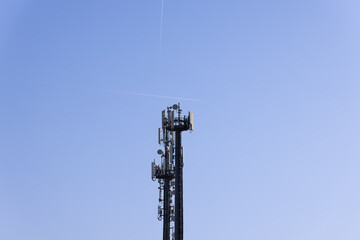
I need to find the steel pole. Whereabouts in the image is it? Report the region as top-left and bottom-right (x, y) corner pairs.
(163, 131), (171, 240)
(175, 130), (183, 240)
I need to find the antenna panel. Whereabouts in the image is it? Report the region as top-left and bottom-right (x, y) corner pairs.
(162, 110), (166, 127)
(169, 145), (174, 164)
(171, 111), (175, 128)
(158, 128), (161, 145)
(151, 161), (156, 181)
(181, 146), (184, 166)
(189, 112), (193, 130)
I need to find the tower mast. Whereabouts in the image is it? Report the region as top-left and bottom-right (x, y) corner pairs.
(151, 104), (193, 240)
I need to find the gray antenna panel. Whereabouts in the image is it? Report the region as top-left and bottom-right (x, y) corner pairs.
(181, 146), (184, 166)
(158, 128), (161, 145)
(163, 128), (166, 145)
(189, 112), (194, 130)
(162, 110), (166, 127)
(151, 161), (156, 181)
(171, 111), (175, 128)
(169, 144), (174, 164)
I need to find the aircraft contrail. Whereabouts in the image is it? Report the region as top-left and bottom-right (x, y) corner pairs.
(48, 84), (200, 102)
(112, 90), (200, 102)
(160, 0), (165, 54)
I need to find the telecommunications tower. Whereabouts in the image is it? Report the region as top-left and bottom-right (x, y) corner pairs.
(151, 103), (193, 240)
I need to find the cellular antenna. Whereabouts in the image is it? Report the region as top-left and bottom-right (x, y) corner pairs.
(151, 104), (194, 240)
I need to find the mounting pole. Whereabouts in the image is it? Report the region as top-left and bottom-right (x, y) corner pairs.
(174, 130), (183, 240)
(163, 129), (171, 240)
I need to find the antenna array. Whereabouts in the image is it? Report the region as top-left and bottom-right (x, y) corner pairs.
(151, 103), (193, 240)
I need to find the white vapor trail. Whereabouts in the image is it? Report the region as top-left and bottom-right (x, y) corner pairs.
(160, 0), (164, 53)
(50, 84), (200, 102)
(111, 90), (200, 102)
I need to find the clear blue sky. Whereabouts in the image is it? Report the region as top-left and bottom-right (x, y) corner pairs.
(1, 0), (360, 239)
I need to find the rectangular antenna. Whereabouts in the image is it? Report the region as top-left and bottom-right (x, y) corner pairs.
(162, 110), (166, 127)
(158, 128), (161, 145)
(181, 146), (184, 166)
(151, 161), (155, 180)
(189, 112), (193, 130)
(171, 111), (175, 128)
(169, 144), (174, 164)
